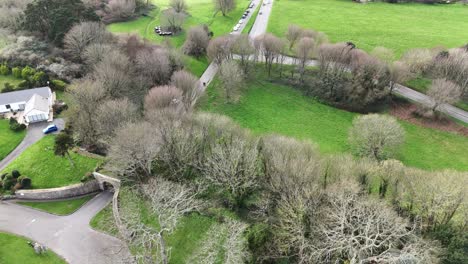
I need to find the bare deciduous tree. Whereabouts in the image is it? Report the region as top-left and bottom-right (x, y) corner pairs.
(370, 46), (395, 63)
(401, 48), (434, 75)
(295, 37), (315, 82)
(214, 0), (235, 16)
(169, 0), (187, 13)
(64, 21), (115, 61)
(389, 61), (411, 93)
(106, 0), (137, 21)
(170, 70), (201, 110)
(107, 121), (160, 180)
(82, 43), (115, 68)
(144, 85), (183, 113)
(431, 48), (468, 98)
(427, 78), (462, 112)
(161, 8), (186, 32)
(96, 98), (139, 146)
(285, 24), (302, 50)
(218, 59), (244, 102)
(183, 26), (210, 58)
(67, 79), (106, 148)
(141, 178), (202, 264)
(254, 33), (284, 77)
(136, 48), (172, 85)
(207, 35), (233, 64)
(348, 114), (405, 161)
(231, 34), (254, 73)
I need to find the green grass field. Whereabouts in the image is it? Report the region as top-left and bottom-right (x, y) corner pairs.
(17, 194), (95, 215)
(0, 74), (22, 89)
(199, 75), (468, 171)
(1, 135), (102, 189)
(0, 119), (26, 161)
(0, 232), (66, 264)
(268, 0), (468, 57)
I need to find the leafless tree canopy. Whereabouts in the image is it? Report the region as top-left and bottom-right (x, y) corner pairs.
(286, 24), (302, 50)
(231, 34), (254, 73)
(82, 43), (115, 68)
(169, 0), (187, 13)
(104, 0), (137, 22)
(254, 33), (284, 77)
(64, 21), (115, 61)
(207, 35), (233, 64)
(401, 48), (434, 75)
(136, 48), (172, 85)
(144, 85), (183, 113)
(295, 37), (315, 81)
(218, 59), (244, 102)
(431, 48), (468, 98)
(427, 78), (462, 112)
(170, 70), (201, 110)
(183, 25), (210, 57)
(214, 0), (235, 16)
(348, 114), (405, 161)
(161, 8), (186, 32)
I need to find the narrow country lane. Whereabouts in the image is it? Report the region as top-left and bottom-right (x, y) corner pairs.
(0, 191), (131, 264)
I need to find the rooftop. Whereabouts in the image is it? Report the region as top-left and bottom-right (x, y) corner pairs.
(0, 87), (51, 105)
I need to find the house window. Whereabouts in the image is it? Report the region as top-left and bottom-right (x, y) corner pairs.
(5, 104), (10, 109)
(19, 104), (25, 110)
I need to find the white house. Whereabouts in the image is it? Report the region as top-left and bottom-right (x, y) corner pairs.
(0, 87), (54, 124)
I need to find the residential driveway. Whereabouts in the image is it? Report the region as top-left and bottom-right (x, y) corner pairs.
(0, 118), (65, 171)
(0, 191), (131, 264)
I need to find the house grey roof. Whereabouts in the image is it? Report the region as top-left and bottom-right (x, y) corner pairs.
(24, 94), (50, 115)
(0, 87), (51, 105)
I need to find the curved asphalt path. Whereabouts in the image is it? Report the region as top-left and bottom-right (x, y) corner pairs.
(0, 191), (131, 264)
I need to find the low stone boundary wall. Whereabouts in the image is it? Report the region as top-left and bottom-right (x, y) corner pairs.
(15, 180), (100, 200)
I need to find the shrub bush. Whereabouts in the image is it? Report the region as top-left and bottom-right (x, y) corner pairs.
(17, 80), (30, 89)
(32, 71), (48, 86)
(21, 66), (36, 79)
(2, 83), (15, 93)
(18, 176), (32, 189)
(11, 170), (20, 178)
(12, 67), (22, 78)
(2, 174), (15, 191)
(50, 79), (67, 91)
(0, 64), (10, 75)
(8, 118), (26, 132)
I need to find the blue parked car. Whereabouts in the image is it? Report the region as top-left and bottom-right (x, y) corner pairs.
(43, 124), (58, 134)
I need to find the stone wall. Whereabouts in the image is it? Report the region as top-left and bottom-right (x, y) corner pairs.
(15, 180), (100, 200)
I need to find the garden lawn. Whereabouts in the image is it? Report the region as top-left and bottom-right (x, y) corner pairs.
(17, 194), (95, 215)
(0, 74), (22, 89)
(1, 135), (102, 189)
(0, 232), (66, 264)
(267, 0), (468, 57)
(0, 119), (26, 161)
(199, 78), (468, 171)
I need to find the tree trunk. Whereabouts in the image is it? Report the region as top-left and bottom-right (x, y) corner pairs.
(158, 232), (168, 264)
(66, 152), (75, 167)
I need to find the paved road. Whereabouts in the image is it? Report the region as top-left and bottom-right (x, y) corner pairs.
(0, 191), (131, 264)
(199, 0), (263, 91)
(0, 119), (65, 171)
(249, 0), (273, 38)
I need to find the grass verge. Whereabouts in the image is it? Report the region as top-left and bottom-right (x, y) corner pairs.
(0, 119), (26, 161)
(0, 232), (66, 264)
(17, 194), (96, 216)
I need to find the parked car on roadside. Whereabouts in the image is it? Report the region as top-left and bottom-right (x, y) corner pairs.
(43, 124), (58, 134)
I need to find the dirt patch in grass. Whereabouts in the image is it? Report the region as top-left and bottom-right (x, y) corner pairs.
(390, 101), (468, 137)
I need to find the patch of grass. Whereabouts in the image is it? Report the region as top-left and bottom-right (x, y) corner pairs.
(0, 119), (26, 161)
(1, 135), (102, 189)
(17, 194), (95, 215)
(91, 189), (218, 263)
(199, 73), (468, 171)
(454, 101), (468, 112)
(0, 232), (66, 264)
(405, 76), (432, 93)
(0, 74), (22, 89)
(268, 0), (468, 57)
